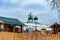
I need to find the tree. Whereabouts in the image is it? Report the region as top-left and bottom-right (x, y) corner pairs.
(47, 0), (60, 19)
(47, 0), (60, 9)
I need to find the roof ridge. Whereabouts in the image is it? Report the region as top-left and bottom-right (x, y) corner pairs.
(0, 16), (18, 20)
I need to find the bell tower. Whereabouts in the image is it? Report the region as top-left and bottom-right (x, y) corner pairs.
(28, 13), (33, 23)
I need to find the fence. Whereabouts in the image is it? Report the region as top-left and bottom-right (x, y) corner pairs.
(0, 32), (60, 40)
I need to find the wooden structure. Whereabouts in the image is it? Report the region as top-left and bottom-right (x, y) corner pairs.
(0, 16), (24, 33)
(0, 32), (60, 40)
(50, 23), (60, 34)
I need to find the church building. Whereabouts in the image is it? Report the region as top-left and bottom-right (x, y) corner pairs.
(23, 13), (51, 33)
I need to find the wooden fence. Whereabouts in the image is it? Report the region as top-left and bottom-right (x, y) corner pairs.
(0, 32), (60, 40)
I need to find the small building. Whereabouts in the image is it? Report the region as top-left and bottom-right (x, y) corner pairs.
(0, 16), (24, 33)
(50, 22), (60, 34)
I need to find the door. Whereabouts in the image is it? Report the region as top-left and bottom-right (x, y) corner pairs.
(9, 26), (14, 32)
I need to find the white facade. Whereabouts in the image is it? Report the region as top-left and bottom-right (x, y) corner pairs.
(23, 22), (51, 31)
(23, 13), (52, 31)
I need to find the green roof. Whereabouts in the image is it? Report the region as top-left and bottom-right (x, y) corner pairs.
(0, 16), (24, 26)
(28, 13), (33, 20)
(34, 16), (38, 20)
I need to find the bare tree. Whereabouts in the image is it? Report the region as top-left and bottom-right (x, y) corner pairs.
(47, 0), (60, 9)
(47, 0), (60, 19)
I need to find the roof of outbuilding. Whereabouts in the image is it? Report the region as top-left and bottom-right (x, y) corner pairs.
(50, 23), (60, 28)
(0, 16), (24, 26)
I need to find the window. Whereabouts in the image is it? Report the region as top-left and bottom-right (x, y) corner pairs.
(26, 28), (33, 33)
(58, 30), (60, 32)
(0, 25), (4, 31)
(0, 27), (2, 31)
(15, 28), (18, 32)
(8, 26), (13, 32)
(58, 29), (60, 34)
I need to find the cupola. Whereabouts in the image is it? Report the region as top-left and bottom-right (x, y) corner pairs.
(28, 13), (33, 22)
(34, 16), (38, 20)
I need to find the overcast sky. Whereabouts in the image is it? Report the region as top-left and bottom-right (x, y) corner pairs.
(0, 0), (58, 25)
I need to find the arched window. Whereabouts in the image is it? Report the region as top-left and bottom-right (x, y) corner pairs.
(26, 28), (33, 33)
